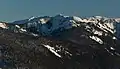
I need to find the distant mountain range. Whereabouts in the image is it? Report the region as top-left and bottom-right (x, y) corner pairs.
(0, 14), (120, 38)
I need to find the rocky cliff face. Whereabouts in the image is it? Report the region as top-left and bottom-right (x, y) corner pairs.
(0, 15), (120, 69)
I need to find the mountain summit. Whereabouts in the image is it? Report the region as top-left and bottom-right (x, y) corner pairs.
(1, 14), (120, 38)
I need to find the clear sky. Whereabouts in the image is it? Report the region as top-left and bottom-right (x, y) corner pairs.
(0, 0), (120, 22)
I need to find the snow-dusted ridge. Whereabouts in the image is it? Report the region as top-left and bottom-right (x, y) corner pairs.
(0, 14), (120, 39)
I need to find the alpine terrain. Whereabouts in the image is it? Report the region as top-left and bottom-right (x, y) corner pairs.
(0, 14), (120, 69)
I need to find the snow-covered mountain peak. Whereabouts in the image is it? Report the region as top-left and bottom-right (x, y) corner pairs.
(1, 14), (120, 39)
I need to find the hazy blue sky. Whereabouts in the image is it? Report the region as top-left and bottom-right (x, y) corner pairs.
(0, 0), (120, 22)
